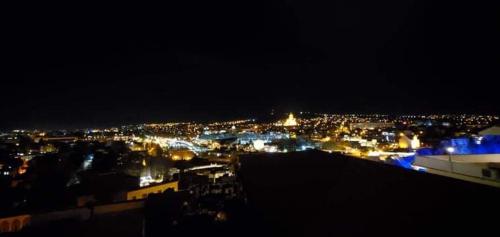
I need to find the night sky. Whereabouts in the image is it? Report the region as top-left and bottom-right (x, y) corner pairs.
(3, 1), (499, 129)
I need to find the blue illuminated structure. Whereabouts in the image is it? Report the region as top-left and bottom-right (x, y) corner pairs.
(417, 135), (500, 156)
(391, 135), (500, 170)
(387, 155), (415, 169)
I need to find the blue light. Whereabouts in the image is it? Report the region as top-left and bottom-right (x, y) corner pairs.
(416, 135), (500, 155)
(82, 154), (94, 170)
(388, 155), (415, 169)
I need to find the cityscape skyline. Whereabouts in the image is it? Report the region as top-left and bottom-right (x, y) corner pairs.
(2, 1), (499, 235)
(2, 111), (500, 131)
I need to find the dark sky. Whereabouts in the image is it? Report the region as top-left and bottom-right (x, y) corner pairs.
(3, 1), (499, 129)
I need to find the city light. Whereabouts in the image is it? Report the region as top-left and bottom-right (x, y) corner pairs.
(446, 147), (455, 154)
(1, 112), (499, 234)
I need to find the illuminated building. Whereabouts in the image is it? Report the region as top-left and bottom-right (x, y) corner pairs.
(169, 149), (196, 161)
(415, 136), (500, 187)
(40, 144), (57, 153)
(236, 132), (289, 145)
(350, 122), (394, 130)
(139, 175), (164, 187)
(40, 136), (78, 142)
(127, 181), (178, 200)
(410, 135), (421, 149)
(398, 134), (411, 149)
(82, 154), (94, 170)
(283, 113), (298, 126)
(252, 140), (265, 151)
(147, 145), (162, 157)
(342, 135), (377, 148)
(130, 142), (146, 151)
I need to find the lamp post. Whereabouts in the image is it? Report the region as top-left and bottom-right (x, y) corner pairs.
(446, 147), (455, 173)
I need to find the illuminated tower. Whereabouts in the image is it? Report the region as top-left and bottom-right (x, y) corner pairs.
(411, 135), (421, 149)
(284, 113), (298, 126)
(398, 134), (411, 149)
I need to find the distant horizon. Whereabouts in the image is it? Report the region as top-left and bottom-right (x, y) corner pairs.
(3, 1), (498, 132)
(2, 111), (498, 131)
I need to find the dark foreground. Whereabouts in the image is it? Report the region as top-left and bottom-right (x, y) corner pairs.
(9, 150), (500, 236)
(238, 150), (500, 237)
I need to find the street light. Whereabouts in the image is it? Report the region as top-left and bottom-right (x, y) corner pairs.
(446, 147), (455, 173)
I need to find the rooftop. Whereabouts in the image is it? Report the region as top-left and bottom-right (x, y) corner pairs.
(239, 150), (500, 237)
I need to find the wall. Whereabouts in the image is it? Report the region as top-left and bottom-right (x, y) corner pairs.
(444, 154), (500, 163)
(126, 181), (178, 200)
(0, 215), (31, 233)
(94, 201), (144, 215)
(415, 155), (454, 172)
(415, 155), (499, 180)
(1, 200), (145, 233)
(31, 208), (91, 225)
(0, 179), (179, 233)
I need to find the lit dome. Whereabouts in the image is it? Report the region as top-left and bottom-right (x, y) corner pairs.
(284, 113), (298, 126)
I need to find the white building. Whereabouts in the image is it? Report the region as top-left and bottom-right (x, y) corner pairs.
(414, 153), (500, 187)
